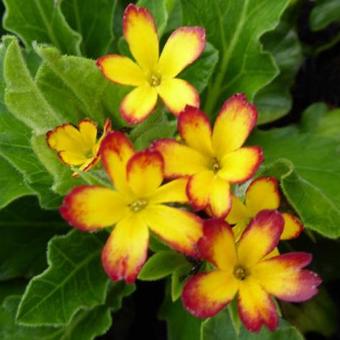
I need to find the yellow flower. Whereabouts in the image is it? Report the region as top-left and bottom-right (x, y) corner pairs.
(226, 176), (304, 241)
(182, 212), (321, 332)
(60, 132), (202, 283)
(96, 4), (205, 124)
(46, 118), (111, 176)
(154, 94), (263, 218)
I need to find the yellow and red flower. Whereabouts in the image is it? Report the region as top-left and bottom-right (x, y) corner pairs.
(96, 4), (205, 124)
(182, 211), (321, 332)
(47, 118), (111, 175)
(60, 132), (202, 283)
(226, 176), (304, 241)
(154, 94), (263, 218)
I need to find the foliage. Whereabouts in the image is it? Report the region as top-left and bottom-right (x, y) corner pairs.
(0, 0), (338, 339)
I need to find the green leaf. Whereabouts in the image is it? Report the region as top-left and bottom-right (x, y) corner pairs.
(0, 296), (112, 340)
(3, 0), (81, 55)
(181, 42), (219, 93)
(61, 0), (116, 58)
(0, 37), (62, 208)
(181, 0), (290, 115)
(170, 263), (191, 301)
(4, 38), (63, 134)
(0, 196), (67, 281)
(300, 102), (340, 141)
(255, 21), (303, 124)
(0, 156), (33, 209)
(138, 250), (189, 281)
(16, 230), (110, 326)
(159, 292), (201, 340)
(251, 125), (340, 238)
(138, 0), (169, 36)
(281, 288), (337, 337)
(201, 309), (304, 340)
(309, 0), (340, 31)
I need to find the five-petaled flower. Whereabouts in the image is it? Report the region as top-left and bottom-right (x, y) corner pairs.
(96, 3), (205, 124)
(227, 176), (304, 241)
(47, 118), (111, 176)
(182, 211), (321, 332)
(60, 131), (203, 283)
(154, 93), (263, 218)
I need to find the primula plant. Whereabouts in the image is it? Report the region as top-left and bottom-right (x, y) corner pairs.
(0, 1), (339, 340)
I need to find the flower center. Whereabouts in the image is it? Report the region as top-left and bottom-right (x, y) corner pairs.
(150, 74), (161, 87)
(129, 199), (148, 212)
(233, 265), (249, 281)
(210, 158), (221, 173)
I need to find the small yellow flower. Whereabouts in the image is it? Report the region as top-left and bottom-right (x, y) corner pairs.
(46, 118), (111, 175)
(96, 4), (205, 124)
(154, 94), (263, 218)
(226, 176), (304, 241)
(60, 132), (203, 283)
(182, 212), (321, 332)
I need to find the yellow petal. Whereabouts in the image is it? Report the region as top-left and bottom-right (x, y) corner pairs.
(157, 78), (199, 116)
(209, 176), (231, 218)
(102, 213), (149, 283)
(120, 85), (158, 124)
(281, 213), (303, 240)
(158, 26), (205, 78)
(182, 271), (238, 318)
(150, 178), (188, 204)
(237, 211), (284, 267)
(123, 4), (158, 71)
(178, 106), (213, 156)
(253, 252), (321, 302)
(212, 94), (258, 158)
(60, 186), (129, 231)
(97, 54), (145, 86)
(100, 132), (135, 193)
(78, 119), (97, 149)
(127, 150), (163, 197)
(58, 151), (88, 166)
(187, 170), (214, 211)
(47, 124), (86, 155)
(144, 204), (202, 256)
(238, 278), (278, 332)
(232, 220), (249, 242)
(153, 139), (210, 177)
(246, 177), (280, 216)
(226, 196), (249, 224)
(219, 147), (263, 183)
(199, 219), (237, 272)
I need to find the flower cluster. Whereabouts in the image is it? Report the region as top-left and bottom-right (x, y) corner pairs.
(45, 3), (321, 333)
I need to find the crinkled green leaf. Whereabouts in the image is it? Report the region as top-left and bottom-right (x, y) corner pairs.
(4, 38), (63, 133)
(309, 0), (340, 31)
(181, 0), (290, 115)
(202, 308), (304, 340)
(0, 296), (112, 340)
(61, 0), (116, 58)
(138, 250), (188, 281)
(255, 21), (303, 124)
(0, 156), (33, 209)
(0, 196), (67, 281)
(251, 123), (340, 238)
(0, 281), (27, 305)
(3, 0), (81, 55)
(16, 230), (110, 326)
